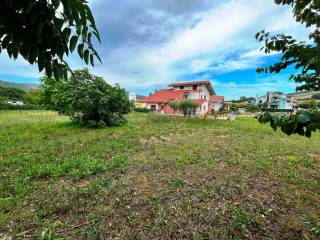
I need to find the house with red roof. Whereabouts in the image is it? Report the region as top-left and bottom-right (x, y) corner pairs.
(210, 95), (224, 112)
(141, 80), (224, 115)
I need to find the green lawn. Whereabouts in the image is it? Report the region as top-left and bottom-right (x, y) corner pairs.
(0, 111), (319, 239)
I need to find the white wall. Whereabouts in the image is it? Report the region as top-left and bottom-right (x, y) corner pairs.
(211, 102), (222, 112)
(198, 85), (210, 101)
(187, 91), (201, 99)
(143, 103), (161, 110)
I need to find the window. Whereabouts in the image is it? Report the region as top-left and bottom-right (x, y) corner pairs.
(151, 105), (156, 109)
(180, 86), (184, 89)
(204, 95), (206, 100)
(193, 85), (197, 90)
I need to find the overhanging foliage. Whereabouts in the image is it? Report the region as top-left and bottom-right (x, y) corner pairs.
(255, 0), (320, 137)
(0, 0), (101, 80)
(256, 111), (320, 137)
(256, 0), (320, 91)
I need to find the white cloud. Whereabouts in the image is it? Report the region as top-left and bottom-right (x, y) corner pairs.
(92, 0), (306, 89)
(0, 0), (309, 95)
(215, 73), (297, 99)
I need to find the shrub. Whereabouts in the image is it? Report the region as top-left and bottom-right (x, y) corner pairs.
(217, 109), (232, 115)
(246, 104), (261, 113)
(231, 102), (247, 111)
(0, 103), (42, 110)
(169, 100), (179, 114)
(24, 89), (42, 105)
(299, 100), (320, 109)
(179, 100), (197, 117)
(41, 69), (131, 128)
(0, 86), (25, 101)
(134, 107), (155, 113)
(312, 93), (320, 100)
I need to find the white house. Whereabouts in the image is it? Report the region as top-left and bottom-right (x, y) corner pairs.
(255, 91), (296, 110)
(7, 101), (24, 106)
(209, 95), (224, 112)
(141, 80), (224, 116)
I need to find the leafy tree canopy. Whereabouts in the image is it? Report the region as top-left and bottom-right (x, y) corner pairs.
(246, 104), (261, 113)
(256, 0), (320, 137)
(256, 0), (320, 91)
(179, 100), (197, 117)
(299, 99), (320, 109)
(41, 69), (131, 128)
(0, 0), (101, 80)
(24, 89), (42, 105)
(0, 86), (25, 101)
(169, 100), (179, 112)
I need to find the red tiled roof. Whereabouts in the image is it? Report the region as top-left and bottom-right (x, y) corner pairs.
(194, 99), (206, 106)
(209, 95), (224, 103)
(169, 80), (210, 87)
(141, 89), (187, 103)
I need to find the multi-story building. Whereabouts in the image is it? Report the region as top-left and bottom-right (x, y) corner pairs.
(141, 80), (223, 116)
(255, 91), (296, 110)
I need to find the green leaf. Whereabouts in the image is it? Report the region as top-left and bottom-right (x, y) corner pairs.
(53, 67), (60, 81)
(90, 54), (94, 66)
(88, 32), (92, 44)
(93, 52), (102, 63)
(93, 31), (101, 43)
(78, 43), (84, 59)
(84, 49), (89, 64)
(38, 54), (45, 72)
(63, 28), (72, 41)
(69, 35), (78, 52)
(12, 47), (19, 60)
(45, 62), (53, 78)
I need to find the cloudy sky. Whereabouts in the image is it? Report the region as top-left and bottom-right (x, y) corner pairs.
(0, 0), (311, 99)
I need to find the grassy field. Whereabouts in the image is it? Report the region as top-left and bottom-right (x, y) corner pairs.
(0, 111), (319, 239)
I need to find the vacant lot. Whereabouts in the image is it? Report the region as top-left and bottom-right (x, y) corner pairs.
(0, 111), (319, 239)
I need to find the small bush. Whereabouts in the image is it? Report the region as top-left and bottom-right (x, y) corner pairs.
(299, 100), (320, 109)
(246, 104), (261, 113)
(41, 69), (131, 128)
(0, 103), (43, 110)
(311, 93), (320, 100)
(179, 100), (197, 117)
(216, 109), (232, 115)
(135, 107), (155, 113)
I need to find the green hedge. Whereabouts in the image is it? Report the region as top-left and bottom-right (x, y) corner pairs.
(134, 107), (155, 113)
(0, 103), (43, 110)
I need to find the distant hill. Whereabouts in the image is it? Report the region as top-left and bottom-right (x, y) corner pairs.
(0, 80), (39, 91)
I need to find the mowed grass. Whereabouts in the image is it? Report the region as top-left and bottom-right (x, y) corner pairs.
(0, 111), (319, 239)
